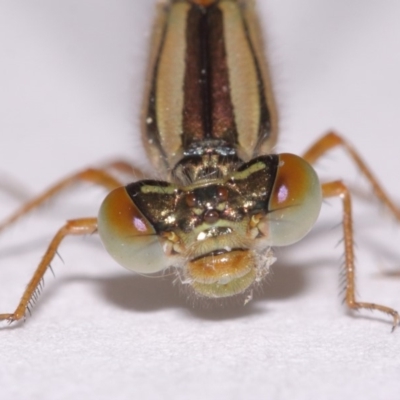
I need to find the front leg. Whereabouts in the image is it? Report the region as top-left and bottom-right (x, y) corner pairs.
(0, 218), (97, 323)
(321, 181), (399, 331)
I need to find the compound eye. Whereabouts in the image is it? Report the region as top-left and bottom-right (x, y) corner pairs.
(261, 153), (322, 246)
(98, 187), (168, 273)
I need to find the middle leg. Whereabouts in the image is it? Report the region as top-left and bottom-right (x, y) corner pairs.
(0, 161), (142, 232)
(303, 131), (400, 221)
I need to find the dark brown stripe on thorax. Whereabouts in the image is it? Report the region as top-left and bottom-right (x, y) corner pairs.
(182, 3), (237, 148)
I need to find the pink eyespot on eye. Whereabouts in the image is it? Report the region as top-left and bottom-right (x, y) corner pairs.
(133, 216), (147, 233)
(277, 184), (288, 204)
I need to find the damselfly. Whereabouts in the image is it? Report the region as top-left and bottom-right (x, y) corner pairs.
(0, 0), (399, 329)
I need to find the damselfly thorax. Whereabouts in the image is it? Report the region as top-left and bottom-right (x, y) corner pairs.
(1, 0), (399, 329)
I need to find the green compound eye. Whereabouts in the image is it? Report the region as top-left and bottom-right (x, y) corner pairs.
(98, 186), (168, 274)
(260, 153), (322, 246)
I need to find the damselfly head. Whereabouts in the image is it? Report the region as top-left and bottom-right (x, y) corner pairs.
(98, 153), (322, 299)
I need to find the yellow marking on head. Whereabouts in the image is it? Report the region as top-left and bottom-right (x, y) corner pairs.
(230, 161), (265, 181)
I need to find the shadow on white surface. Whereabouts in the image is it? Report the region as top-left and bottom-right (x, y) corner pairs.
(6, 255), (336, 324)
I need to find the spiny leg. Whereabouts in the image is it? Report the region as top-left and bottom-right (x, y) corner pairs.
(303, 131), (400, 220)
(322, 181), (399, 331)
(0, 218), (98, 323)
(0, 163), (131, 232)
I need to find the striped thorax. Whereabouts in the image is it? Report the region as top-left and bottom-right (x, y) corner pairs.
(144, 0), (278, 171)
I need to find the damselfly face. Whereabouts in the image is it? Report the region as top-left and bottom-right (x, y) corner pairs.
(98, 153), (321, 298)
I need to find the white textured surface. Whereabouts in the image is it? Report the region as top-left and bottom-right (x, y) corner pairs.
(1, 1), (400, 400)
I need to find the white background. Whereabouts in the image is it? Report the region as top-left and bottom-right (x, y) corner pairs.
(1, 1), (400, 399)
